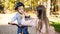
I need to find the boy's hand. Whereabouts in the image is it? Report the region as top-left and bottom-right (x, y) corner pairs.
(21, 14), (25, 18)
(8, 22), (17, 25)
(8, 22), (22, 27)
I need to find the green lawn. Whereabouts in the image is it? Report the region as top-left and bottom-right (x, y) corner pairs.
(50, 21), (60, 32)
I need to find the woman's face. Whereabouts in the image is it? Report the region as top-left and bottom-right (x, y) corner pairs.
(17, 6), (24, 14)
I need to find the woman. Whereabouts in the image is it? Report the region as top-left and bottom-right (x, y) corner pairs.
(21, 5), (55, 34)
(35, 5), (49, 34)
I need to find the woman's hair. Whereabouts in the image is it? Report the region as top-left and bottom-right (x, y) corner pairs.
(36, 5), (49, 34)
(15, 2), (25, 10)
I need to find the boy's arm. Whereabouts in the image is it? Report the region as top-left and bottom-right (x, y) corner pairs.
(8, 14), (17, 25)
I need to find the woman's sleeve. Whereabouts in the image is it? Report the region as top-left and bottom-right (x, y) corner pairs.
(21, 18), (32, 26)
(21, 18), (38, 27)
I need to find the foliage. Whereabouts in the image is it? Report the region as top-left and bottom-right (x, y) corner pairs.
(50, 21), (60, 32)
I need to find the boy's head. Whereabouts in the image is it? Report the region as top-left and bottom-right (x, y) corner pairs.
(15, 2), (25, 14)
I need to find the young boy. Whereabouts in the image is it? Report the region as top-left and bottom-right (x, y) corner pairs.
(9, 2), (29, 34)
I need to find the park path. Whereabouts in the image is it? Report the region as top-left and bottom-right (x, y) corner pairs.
(0, 13), (60, 34)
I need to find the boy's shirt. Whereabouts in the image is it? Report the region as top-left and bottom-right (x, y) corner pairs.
(11, 13), (22, 25)
(11, 12), (29, 33)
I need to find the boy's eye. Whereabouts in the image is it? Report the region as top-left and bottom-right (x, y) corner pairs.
(19, 9), (21, 10)
(18, 9), (22, 10)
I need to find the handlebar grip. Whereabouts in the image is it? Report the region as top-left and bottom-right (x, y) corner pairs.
(8, 22), (10, 24)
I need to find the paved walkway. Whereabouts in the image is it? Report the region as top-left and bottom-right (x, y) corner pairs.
(0, 25), (60, 34)
(0, 13), (60, 34)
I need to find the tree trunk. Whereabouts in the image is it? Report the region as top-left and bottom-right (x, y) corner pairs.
(46, 0), (51, 18)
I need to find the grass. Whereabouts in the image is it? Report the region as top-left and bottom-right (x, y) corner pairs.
(50, 21), (60, 32)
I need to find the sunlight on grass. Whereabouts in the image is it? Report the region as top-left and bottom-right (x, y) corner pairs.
(50, 21), (60, 32)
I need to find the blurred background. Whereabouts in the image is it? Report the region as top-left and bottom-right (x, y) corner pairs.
(0, 0), (60, 34)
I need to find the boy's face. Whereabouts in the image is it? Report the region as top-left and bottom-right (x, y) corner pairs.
(17, 6), (24, 14)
